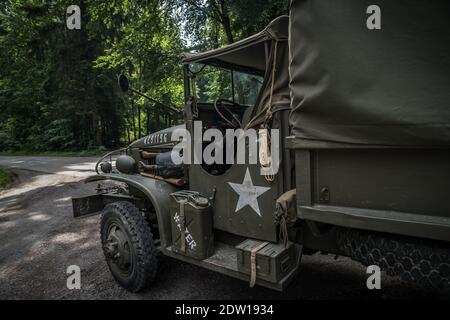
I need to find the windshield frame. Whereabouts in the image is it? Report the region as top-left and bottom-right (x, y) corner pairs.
(185, 62), (264, 106)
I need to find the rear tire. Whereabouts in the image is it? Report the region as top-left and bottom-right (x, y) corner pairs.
(100, 201), (158, 292)
(338, 228), (450, 293)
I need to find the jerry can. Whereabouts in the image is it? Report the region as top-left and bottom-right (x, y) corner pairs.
(170, 191), (214, 260)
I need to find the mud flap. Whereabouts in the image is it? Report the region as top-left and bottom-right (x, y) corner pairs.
(72, 194), (141, 218)
(72, 194), (104, 218)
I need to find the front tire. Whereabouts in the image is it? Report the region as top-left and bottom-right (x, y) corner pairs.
(100, 201), (158, 292)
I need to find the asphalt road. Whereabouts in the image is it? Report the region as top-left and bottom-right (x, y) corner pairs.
(0, 156), (443, 299)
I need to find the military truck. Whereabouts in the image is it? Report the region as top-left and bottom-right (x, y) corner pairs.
(72, 0), (450, 293)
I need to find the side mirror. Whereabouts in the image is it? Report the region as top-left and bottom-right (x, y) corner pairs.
(118, 74), (129, 92)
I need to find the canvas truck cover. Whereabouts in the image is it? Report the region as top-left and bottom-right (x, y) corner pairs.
(289, 0), (450, 146)
(182, 16), (288, 74)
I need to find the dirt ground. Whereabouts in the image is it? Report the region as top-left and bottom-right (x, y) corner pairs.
(0, 159), (446, 300)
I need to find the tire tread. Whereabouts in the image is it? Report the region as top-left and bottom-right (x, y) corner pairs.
(337, 228), (450, 292)
(100, 201), (158, 292)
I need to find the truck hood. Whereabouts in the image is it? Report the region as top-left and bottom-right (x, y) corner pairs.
(130, 124), (186, 149)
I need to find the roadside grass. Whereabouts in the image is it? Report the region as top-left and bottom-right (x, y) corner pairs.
(0, 149), (107, 157)
(0, 167), (13, 190)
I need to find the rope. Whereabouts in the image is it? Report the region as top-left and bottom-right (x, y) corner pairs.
(254, 40), (279, 183)
(244, 41), (279, 130)
(263, 129), (275, 182)
(263, 40), (278, 128)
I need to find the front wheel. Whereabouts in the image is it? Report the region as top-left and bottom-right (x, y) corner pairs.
(100, 201), (158, 292)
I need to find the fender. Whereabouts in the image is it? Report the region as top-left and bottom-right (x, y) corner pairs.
(81, 173), (178, 248)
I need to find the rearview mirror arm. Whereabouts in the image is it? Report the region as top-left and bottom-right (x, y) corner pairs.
(128, 88), (180, 115)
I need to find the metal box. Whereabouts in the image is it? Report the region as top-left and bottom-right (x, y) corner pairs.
(236, 239), (296, 283)
(170, 191), (214, 260)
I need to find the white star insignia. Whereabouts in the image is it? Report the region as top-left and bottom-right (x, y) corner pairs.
(228, 168), (270, 217)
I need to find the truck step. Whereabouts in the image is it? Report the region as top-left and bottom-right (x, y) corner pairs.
(164, 241), (301, 291)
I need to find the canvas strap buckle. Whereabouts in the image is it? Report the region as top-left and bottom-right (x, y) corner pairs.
(249, 241), (269, 288)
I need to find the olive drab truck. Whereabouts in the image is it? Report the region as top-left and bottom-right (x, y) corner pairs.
(72, 0), (450, 293)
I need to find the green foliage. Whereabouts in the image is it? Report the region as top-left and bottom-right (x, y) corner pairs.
(0, 167), (12, 190)
(192, 64), (263, 105)
(165, 0), (288, 48)
(0, 0), (287, 152)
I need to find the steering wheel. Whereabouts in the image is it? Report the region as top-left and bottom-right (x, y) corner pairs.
(213, 99), (242, 129)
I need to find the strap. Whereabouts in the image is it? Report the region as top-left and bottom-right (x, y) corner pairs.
(249, 241), (269, 288)
(244, 40), (279, 131)
(275, 189), (297, 247)
(179, 200), (187, 253)
(263, 41), (278, 128)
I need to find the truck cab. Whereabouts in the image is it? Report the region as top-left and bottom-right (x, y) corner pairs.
(73, 16), (300, 292)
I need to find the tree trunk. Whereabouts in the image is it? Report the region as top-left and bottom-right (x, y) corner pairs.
(93, 113), (102, 146)
(146, 107), (151, 134)
(131, 100), (137, 140)
(155, 105), (160, 131)
(138, 105), (141, 138)
(219, 0), (234, 44)
(126, 120), (131, 144)
(138, 60), (143, 139)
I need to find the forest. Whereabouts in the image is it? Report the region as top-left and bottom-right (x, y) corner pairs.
(0, 0), (288, 152)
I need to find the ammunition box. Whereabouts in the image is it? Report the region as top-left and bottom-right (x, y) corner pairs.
(236, 239), (296, 283)
(170, 191), (214, 260)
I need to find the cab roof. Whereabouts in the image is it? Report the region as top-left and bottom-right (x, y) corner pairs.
(181, 16), (288, 74)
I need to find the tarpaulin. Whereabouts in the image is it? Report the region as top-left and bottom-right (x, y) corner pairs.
(289, 0), (450, 146)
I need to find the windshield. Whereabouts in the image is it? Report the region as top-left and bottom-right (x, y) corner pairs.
(190, 64), (263, 106)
